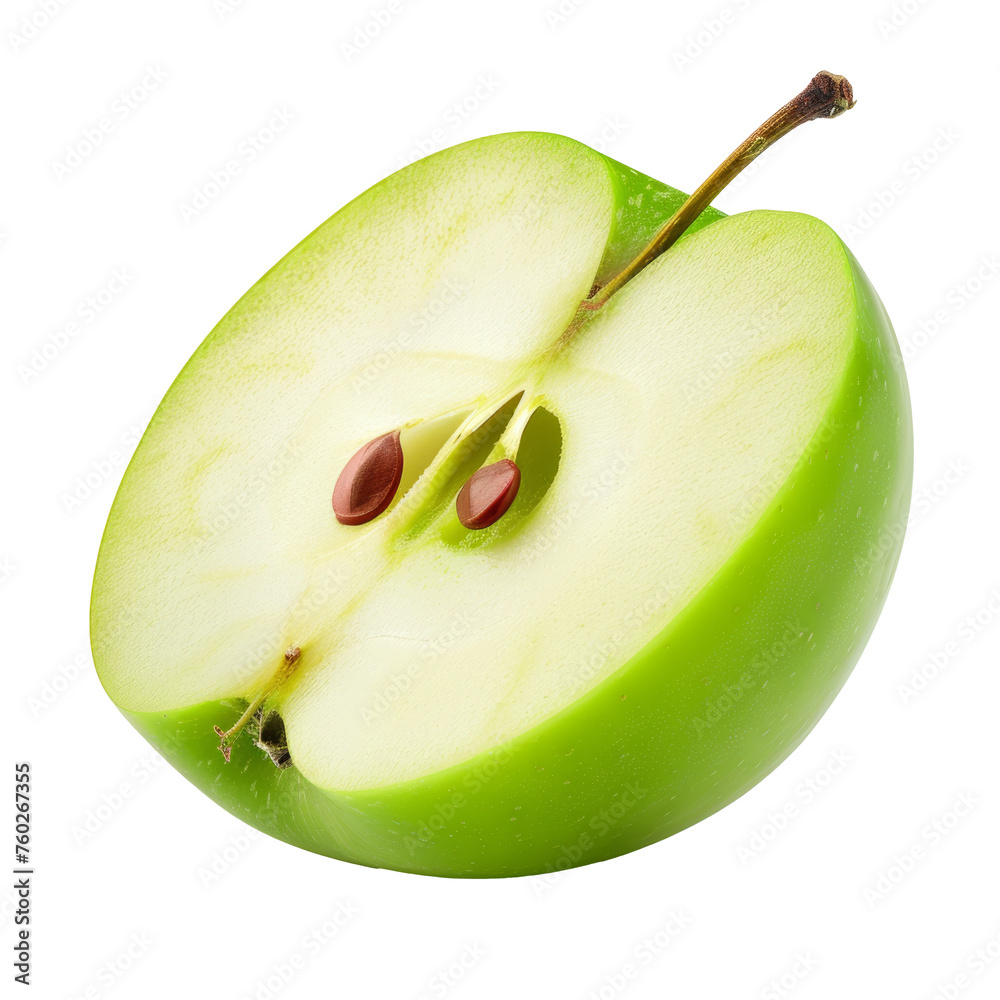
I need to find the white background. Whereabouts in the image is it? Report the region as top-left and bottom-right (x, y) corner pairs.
(4, 0), (1000, 997)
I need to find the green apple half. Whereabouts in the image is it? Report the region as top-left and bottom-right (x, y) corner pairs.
(92, 124), (911, 876)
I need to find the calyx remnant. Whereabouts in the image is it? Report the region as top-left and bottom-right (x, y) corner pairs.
(214, 646), (301, 762)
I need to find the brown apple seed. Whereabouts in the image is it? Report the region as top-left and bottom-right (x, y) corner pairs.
(456, 459), (521, 529)
(332, 430), (404, 525)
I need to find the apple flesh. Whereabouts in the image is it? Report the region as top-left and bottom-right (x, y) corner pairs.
(92, 131), (911, 877)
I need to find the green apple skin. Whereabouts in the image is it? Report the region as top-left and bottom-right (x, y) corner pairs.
(109, 148), (911, 878)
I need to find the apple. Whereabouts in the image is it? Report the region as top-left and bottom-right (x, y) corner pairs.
(91, 73), (912, 877)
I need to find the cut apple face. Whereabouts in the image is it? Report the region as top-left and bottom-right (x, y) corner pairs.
(93, 108), (912, 876)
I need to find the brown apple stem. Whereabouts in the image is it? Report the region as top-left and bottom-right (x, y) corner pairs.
(584, 71), (855, 310)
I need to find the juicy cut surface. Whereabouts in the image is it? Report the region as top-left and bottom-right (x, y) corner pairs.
(92, 132), (855, 791)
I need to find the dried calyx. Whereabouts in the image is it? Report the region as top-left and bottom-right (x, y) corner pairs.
(215, 646), (301, 763)
(255, 709), (293, 769)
